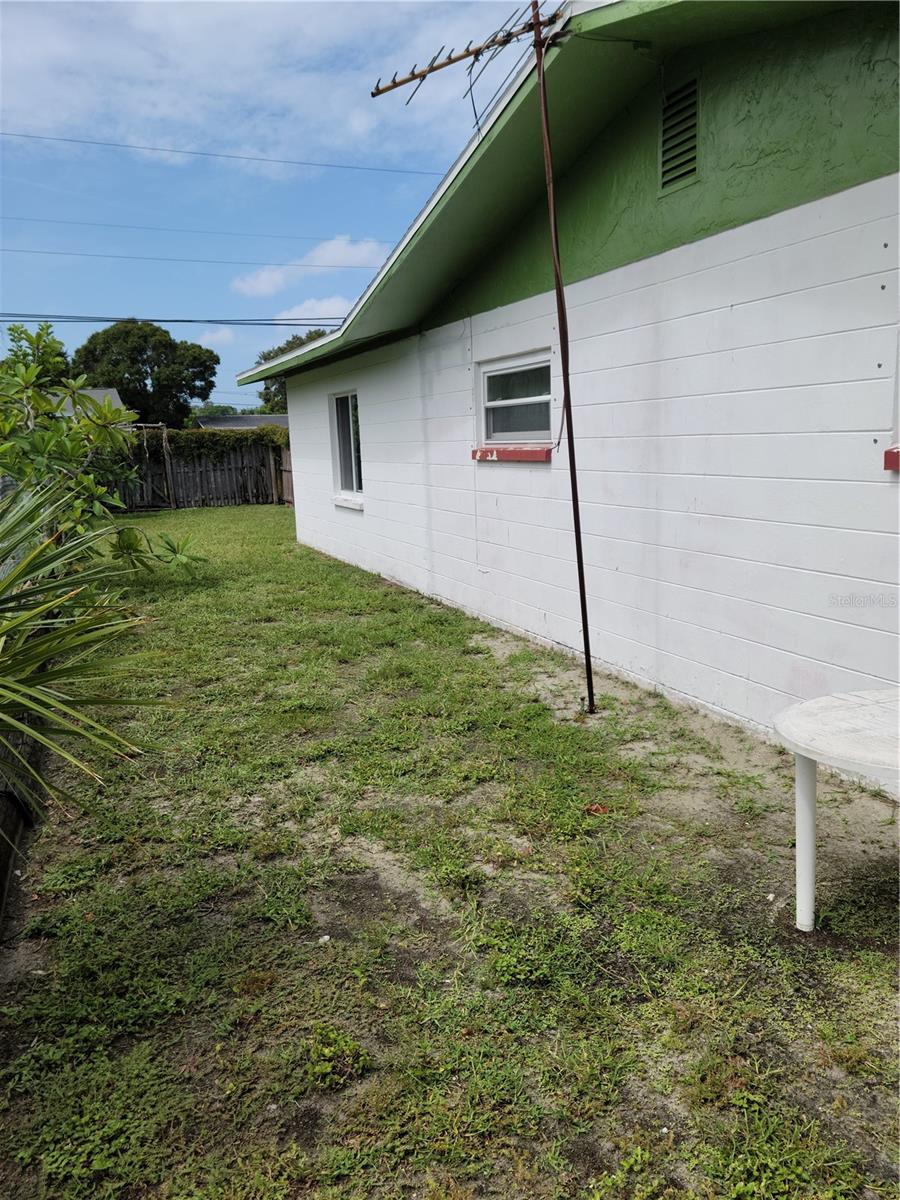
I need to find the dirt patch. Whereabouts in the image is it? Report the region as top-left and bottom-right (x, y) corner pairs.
(564, 1131), (611, 1179)
(473, 631), (898, 921)
(288, 1102), (323, 1150)
(0, 835), (51, 988)
(339, 836), (456, 920)
(470, 631), (525, 664)
(783, 1032), (899, 1184)
(0, 932), (50, 989)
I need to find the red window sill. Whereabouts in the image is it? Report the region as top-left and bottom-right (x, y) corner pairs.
(472, 446), (552, 463)
(884, 445), (899, 472)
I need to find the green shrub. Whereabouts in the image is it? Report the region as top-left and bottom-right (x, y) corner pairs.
(0, 326), (137, 533)
(0, 486), (141, 811)
(137, 425), (288, 464)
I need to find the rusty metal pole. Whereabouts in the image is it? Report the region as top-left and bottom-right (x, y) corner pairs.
(530, 1), (596, 713)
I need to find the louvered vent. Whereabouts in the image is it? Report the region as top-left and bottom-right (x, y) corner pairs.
(661, 79), (698, 190)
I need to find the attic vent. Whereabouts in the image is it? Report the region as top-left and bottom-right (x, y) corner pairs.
(661, 79), (698, 190)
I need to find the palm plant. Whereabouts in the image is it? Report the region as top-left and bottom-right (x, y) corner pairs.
(0, 485), (141, 812)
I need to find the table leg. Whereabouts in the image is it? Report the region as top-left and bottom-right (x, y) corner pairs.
(795, 753), (817, 932)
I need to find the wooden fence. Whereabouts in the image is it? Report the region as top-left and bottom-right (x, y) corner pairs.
(125, 431), (293, 511)
(280, 447), (294, 506)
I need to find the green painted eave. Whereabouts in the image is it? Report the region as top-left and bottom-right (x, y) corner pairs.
(237, 0), (848, 386)
(574, 0), (849, 49)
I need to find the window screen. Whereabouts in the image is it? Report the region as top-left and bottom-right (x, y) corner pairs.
(334, 393), (363, 492)
(484, 362), (551, 442)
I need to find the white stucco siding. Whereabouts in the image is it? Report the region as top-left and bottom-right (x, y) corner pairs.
(286, 176), (899, 730)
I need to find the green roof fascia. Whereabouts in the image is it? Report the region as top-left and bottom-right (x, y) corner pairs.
(237, 1), (607, 388)
(238, 327), (417, 385)
(236, 0), (847, 387)
(574, 0), (848, 49)
(238, 329), (359, 386)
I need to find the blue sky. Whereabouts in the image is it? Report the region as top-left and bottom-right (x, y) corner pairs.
(0, 0), (520, 407)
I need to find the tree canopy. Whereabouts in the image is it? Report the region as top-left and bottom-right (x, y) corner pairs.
(72, 321), (218, 428)
(1, 322), (70, 387)
(253, 329), (327, 413)
(190, 402), (238, 425)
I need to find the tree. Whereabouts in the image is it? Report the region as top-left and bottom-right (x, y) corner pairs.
(72, 320), (218, 428)
(1, 322), (70, 386)
(1, 328), (137, 530)
(1, 326), (204, 579)
(189, 402), (238, 426)
(253, 329), (327, 413)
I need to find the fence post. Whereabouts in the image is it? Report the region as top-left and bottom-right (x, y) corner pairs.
(161, 427), (177, 509)
(281, 446), (293, 507)
(267, 445), (280, 504)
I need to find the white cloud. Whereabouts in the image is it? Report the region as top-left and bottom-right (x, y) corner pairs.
(231, 236), (387, 298)
(198, 327), (236, 347)
(0, 2), (517, 177)
(275, 296), (354, 321)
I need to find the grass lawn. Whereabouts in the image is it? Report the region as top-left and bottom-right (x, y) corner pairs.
(1, 505), (896, 1199)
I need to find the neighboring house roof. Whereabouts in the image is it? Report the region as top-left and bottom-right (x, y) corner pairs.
(193, 413), (290, 430)
(81, 387), (124, 407)
(237, 0), (843, 388)
(62, 387), (125, 416)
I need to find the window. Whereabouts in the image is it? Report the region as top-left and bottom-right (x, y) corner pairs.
(334, 392), (363, 493)
(660, 78), (698, 191)
(483, 360), (552, 443)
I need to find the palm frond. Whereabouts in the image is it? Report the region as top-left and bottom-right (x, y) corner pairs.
(0, 483), (142, 812)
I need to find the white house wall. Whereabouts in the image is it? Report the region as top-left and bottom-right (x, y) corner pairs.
(286, 177), (899, 730)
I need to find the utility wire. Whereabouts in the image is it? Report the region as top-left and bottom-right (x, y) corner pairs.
(464, 4), (530, 136)
(0, 214), (395, 245)
(0, 312), (343, 327)
(1, 246), (383, 270)
(480, 0), (545, 116)
(0, 129), (444, 177)
(475, 40), (533, 127)
(465, 3), (526, 92)
(213, 390), (281, 397)
(463, 3), (533, 132)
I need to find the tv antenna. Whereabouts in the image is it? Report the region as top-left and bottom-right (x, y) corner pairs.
(372, 7), (561, 101)
(372, 1), (597, 713)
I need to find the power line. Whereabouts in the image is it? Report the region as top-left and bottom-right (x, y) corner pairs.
(1, 246), (383, 270)
(0, 129), (444, 177)
(0, 312), (343, 327)
(206, 390), (278, 403)
(214, 390), (272, 397)
(0, 214), (395, 245)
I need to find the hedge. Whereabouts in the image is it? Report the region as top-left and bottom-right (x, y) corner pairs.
(134, 425), (289, 463)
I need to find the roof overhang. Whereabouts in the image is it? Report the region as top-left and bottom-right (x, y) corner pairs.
(237, 0), (848, 386)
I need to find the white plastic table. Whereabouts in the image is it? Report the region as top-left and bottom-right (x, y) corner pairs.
(773, 688), (899, 932)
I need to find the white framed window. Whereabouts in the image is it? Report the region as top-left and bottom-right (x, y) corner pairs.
(481, 356), (552, 443)
(332, 392), (363, 496)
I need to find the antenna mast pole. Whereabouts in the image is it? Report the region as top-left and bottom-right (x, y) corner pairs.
(373, 2), (597, 713)
(528, 0), (595, 712)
